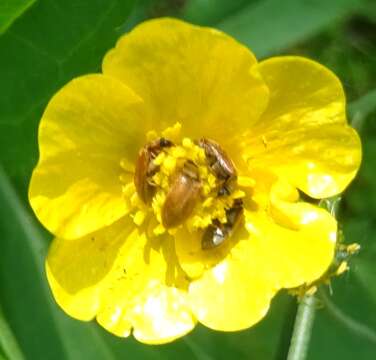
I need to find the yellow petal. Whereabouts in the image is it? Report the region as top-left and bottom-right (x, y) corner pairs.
(189, 257), (275, 331)
(47, 217), (196, 344)
(244, 56), (361, 198)
(98, 281), (195, 344)
(97, 233), (195, 344)
(102, 17), (269, 150)
(174, 171), (292, 280)
(174, 225), (233, 279)
(187, 177), (336, 331)
(258, 56), (346, 126)
(29, 74), (146, 239)
(244, 182), (337, 288)
(46, 217), (135, 321)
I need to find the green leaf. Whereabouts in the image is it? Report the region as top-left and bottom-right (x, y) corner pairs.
(349, 88), (376, 131)
(0, 0), (136, 126)
(345, 91), (376, 217)
(305, 221), (376, 359)
(0, 304), (25, 360)
(0, 0), (36, 35)
(310, 282), (376, 359)
(308, 220), (376, 359)
(215, 0), (361, 58)
(0, 166), (117, 359)
(0, 0), (136, 200)
(181, 0), (251, 25)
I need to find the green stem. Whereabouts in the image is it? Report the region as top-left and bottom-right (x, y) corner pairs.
(0, 304), (25, 360)
(286, 294), (317, 360)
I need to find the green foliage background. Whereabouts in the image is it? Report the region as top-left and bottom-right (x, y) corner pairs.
(0, 0), (375, 359)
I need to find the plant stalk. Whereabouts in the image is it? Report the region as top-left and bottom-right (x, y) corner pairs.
(286, 294), (317, 360)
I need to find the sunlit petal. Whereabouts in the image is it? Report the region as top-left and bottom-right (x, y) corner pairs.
(103, 17), (269, 151)
(30, 75), (147, 239)
(244, 56), (361, 198)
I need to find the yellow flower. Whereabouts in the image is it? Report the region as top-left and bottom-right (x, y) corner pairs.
(29, 18), (361, 344)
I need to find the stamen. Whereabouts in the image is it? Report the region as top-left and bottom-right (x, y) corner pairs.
(335, 261), (349, 275)
(162, 122), (182, 142)
(153, 224), (166, 236)
(119, 174), (129, 183)
(238, 176), (256, 187)
(146, 130), (158, 142)
(120, 122), (251, 249)
(133, 210), (146, 226)
(120, 158), (134, 172)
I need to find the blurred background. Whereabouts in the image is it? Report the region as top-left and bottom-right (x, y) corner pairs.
(0, 0), (375, 359)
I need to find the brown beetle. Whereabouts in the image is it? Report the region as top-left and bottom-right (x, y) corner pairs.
(201, 199), (243, 250)
(197, 138), (237, 196)
(134, 137), (173, 204)
(161, 160), (202, 229)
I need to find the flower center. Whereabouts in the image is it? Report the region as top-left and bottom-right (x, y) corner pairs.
(121, 123), (247, 249)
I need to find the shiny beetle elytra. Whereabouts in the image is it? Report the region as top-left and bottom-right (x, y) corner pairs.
(161, 160), (202, 229)
(197, 138), (237, 196)
(201, 199), (243, 250)
(134, 137), (173, 204)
